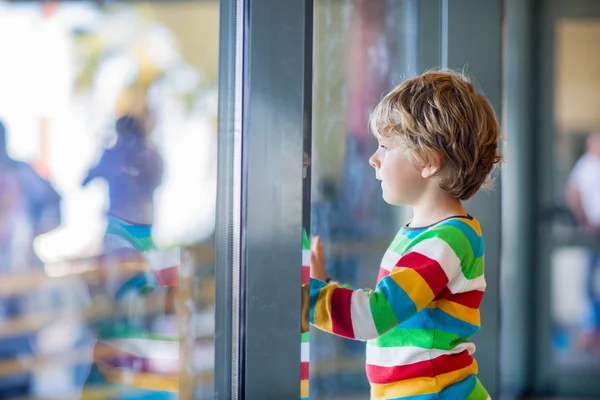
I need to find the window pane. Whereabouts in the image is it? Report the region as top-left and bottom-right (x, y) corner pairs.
(0, 2), (219, 398)
(550, 19), (600, 372)
(310, 0), (421, 398)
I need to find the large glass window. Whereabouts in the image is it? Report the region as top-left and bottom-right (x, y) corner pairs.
(548, 19), (600, 372)
(310, 1), (421, 398)
(0, 2), (219, 398)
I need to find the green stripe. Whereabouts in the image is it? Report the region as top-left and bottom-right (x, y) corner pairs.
(302, 228), (310, 251)
(372, 328), (469, 350)
(369, 291), (399, 335)
(301, 332), (310, 343)
(471, 256), (484, 279)
(390, 231), (412, 254)
(465, 378), (489, 400)
(98, 325), (179, 342)
(107, 222), (156, 252)
(405, 226), (476, 277)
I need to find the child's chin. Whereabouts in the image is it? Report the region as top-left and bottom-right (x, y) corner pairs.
(381, 192), (403, 206)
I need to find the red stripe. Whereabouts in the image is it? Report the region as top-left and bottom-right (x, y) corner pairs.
(377, 267), (390, 282)
(366, 350), (473, 384)
(431, 350), (473, 375)
(366, 359), (434, 383)
(152, 265), (179, 287)
(434, 287), (452, 301)
(302, 266), (310, 284)
(396, 252), (448, 294)
(300, 362), (309, 380)
(446, 290), (484, 308)
(330, 287), (355, 338)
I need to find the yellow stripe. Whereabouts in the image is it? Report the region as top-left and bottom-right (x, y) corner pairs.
(300, 379), (309, 398)
(313, 286), (334, 333)
(389, 267), (434, 309)
(429, 300), (481, 326)
(458, 217), (482, 236)
(437, 358), (479, 388)
(370, 360), (478, 399)
(96, 360), (179, 392)
(370, 376), (437, 399)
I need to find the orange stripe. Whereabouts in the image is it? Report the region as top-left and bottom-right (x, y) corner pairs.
(389, 267), (434, 309)
(300, 379), (309, 398)
(437, 358), (478, 388)
(370, 359), (477, 399)
(428, 300), (481, 326)
(313, 286), (334, 332)
(458, 217), (482, 236)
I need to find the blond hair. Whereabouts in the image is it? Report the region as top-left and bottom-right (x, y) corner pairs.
(370, 70), (503, 200)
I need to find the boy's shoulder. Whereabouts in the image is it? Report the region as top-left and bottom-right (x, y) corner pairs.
(391, 216), (483, 257)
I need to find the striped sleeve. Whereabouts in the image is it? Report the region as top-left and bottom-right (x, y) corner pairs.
(303, 235), (463, 341)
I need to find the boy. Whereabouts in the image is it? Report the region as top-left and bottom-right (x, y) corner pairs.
(302, 70), (502, 399)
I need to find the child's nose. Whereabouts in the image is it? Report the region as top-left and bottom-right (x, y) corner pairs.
(369, 153), (379, 169)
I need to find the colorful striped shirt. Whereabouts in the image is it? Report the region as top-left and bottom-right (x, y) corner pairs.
(301, 229), (310, 399)
(303, 216), (490, 400)
(84, 215), (180, 399)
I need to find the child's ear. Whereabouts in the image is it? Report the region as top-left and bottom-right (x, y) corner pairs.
(420, 152), (441, 179)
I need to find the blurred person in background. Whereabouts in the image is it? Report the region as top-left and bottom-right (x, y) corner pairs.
(566, 132), (600, 350)
(0, 119), (61, 398)
(0, 120), (61, 272)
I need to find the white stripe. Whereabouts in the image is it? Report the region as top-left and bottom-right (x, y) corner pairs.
(464, 275), (487, 292)
(146, 248), (180, 271)
(105, 338), (179, 360)
(409, 237), (461, 280)
(302, 249), (311, 268)
(409, 238), (486, 295)
(448, 274), (487, 294)
(301, 342), (309, 362)
(102, 234), (136, 253)
(380, 249), (401, 272)
(365, 342), (475, 367)
(350, 290), (379, 340)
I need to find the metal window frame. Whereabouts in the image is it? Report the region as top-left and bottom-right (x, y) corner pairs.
(445, 1), (503, 397)
(215, 0), (313, 398)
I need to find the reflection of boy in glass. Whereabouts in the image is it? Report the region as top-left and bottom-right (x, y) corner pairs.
(83, 115), (162, 226)
(566, 133), (600, 350)
(303, 71), (502, 399)
(81, 115), (179, 399)
(301, 151), (311, 400)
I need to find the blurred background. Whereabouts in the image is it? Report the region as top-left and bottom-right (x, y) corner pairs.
(0, 0), (599, 399)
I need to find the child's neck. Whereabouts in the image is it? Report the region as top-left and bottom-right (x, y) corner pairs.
(410, 195), (466, 228)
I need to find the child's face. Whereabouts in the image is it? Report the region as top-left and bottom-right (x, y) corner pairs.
(368, 137), (428, 206)
(303, 152), (311, 179)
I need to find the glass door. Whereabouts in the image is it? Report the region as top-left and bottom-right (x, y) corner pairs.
(536, 0), (600, 396)
(0, 1), (221, 399)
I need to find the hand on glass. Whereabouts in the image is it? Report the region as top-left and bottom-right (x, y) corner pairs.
(310, 236), (328, 282)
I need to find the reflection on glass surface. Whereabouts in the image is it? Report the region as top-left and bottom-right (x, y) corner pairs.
(0, 2), (218, 398)
(550, 19), (600, 371)
(310, 0), (418, 398)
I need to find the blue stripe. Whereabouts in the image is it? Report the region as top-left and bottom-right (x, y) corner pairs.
(440, 374), (477, 400)
(398, 308), (480, 337)
(399, 228), (426, 240)
(377, 275), (418, 325)
(390, 392), (440, 400)
(108, 216), (153, 238)
(439, 219), (485, 258)
(309, 278), (328, 325)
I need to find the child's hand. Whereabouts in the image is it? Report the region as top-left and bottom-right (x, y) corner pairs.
(310, 236), (328, 282)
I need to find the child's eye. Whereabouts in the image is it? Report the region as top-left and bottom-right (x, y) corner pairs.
(379, 144), (388, 150)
